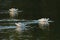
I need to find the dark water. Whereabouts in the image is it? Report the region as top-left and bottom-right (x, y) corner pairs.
(0, 20), (54, 40)
(0, 0), (59, 40)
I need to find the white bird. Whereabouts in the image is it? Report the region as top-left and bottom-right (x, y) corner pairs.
(15, 18), (53, 31)
(38, 18), (53, 30)
(15, 22), (26, 32)
(9, 8), (18, 19)
(15, 22), (36, 32)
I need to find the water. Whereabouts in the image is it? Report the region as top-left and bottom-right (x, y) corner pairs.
(0, 20), (53, 40)
(0, 0), (58, 40)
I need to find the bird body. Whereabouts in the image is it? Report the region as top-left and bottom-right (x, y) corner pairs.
(15, 23), (26, 32)
(38, 18), (53, 30)
(9, 8), (18, 18)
